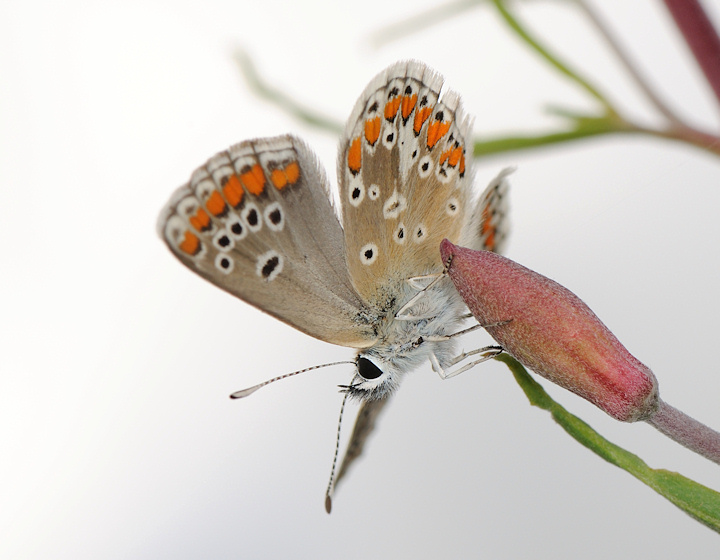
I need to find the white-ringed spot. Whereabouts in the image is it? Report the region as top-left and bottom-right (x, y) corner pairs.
(446, 197), (460, 216)
(359, 243), (378, 265)
(256, 250), (283, 281)
(418, 155), (433, 178)
(264, 202), (285, 231)
(394, 223), (406, 245)
(215, 253), (234, 274)
(413, 223), (428, 243)
(227, 214), (248, 240)
(242, 203), (262, 233)
(383, 189), (407, 219)
(368, 184), (380, 200)
(212, 229), (234, 252)
(382, 124), (396, 149)
(348, 179), (365, 207)
(436, 163), (454, 184)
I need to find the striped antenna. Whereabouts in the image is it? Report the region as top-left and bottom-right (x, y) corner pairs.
(229, 361), (355, 399)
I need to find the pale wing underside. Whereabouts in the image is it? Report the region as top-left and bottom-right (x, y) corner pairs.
(159, 135), (376, 348)
(333, 397), (390, 489)
(337, 61), (476, 309)
(335, 166), (513, 491)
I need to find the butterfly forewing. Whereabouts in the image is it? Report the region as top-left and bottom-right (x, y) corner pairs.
(159, 135), (376, 348)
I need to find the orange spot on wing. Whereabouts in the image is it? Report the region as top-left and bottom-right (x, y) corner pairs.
(480, 210), (497, 249)
(206, 190), (227, 216)
(223, 175), (244, 208)
(179, 230), (201, 255)
(401, 93), (417, 120)
(384, 97), (401, 120)
(270, 161), (301, 190)
(448, 146), (463, 167)
(413, 106), (432, 135)
(364, 116), (381, 146)
(241, 163), (266, 196)
(426, 120), (451, 149)
(270, 168), (287, 189)
(347, 136), (362, 175)
(189, 208), (211, 231)
(284, 161), (300, 185)
(439, 149), (451, 165)
(484, 231), (496, 250)
(459, 152), (466, 176)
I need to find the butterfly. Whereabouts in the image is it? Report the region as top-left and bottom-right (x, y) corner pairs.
(158, 60), (510, 504)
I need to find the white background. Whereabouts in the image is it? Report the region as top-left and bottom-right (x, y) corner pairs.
(2, 1), (720, 558)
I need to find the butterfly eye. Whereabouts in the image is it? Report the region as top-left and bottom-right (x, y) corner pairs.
(357, 357), (383, 380)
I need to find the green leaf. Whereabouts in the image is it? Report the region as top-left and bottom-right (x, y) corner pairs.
(496, 353), (720, 532)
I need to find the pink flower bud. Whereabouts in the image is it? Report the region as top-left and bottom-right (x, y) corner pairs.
(440, 239), (659, 422)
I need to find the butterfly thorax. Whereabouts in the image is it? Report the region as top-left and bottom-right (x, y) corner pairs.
(348, 279), (467, 400)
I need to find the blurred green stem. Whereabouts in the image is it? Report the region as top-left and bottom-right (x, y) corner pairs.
(491, 0), (619, 117)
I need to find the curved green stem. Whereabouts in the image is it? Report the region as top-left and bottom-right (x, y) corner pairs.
(233, 51), (343, 134)
(491, 0), (619, 117)
(496, 353), (720, 533)
(473, 112), (720, 158)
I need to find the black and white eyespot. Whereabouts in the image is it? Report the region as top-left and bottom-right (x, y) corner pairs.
(413, 223), (428, 243)
(368, 184), (380, 200)
(256, 250), (283, 281)
(446, 197), (460, 217)
(348, 178), (365, 207)
(263, 202), (285, 231)
(383, 190), (407, 219)
(242, 203), (262, 233)
(359, 243), (378, 265)
(214, 253), (234, 274)
(382, 124), (396, 149)
(418, 155), (433, 178)
(212, 229), (234, 252)
(393, 223), (406, 245)
(226, 213), (248, 240)
(436, 163), (454, 184)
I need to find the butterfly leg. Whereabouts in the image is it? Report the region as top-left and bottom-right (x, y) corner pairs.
(424, 319), (511, 343)
(395, 273), (447, 320)
(430, 346), (504, 380)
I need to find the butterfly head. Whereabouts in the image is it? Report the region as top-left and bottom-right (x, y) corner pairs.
(343, 331), (441, 401)
(341, 354), (400, 401)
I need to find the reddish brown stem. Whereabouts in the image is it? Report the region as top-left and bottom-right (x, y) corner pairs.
(647, 400), (720, 465)
(663, 0), (720, 109)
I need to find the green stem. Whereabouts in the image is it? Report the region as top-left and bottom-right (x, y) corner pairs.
(474, 115), (720, 158)
(491, 0), (618, 117)
(233, 51), (343, 134)
(496, 353), (720, 532)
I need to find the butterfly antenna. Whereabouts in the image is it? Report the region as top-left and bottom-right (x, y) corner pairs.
(229, 361), (355, 399)
(324, 388), (351, 514)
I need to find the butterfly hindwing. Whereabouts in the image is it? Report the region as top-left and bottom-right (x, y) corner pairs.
(334, 170), (512, 491)
(338, 61), (475, 308)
